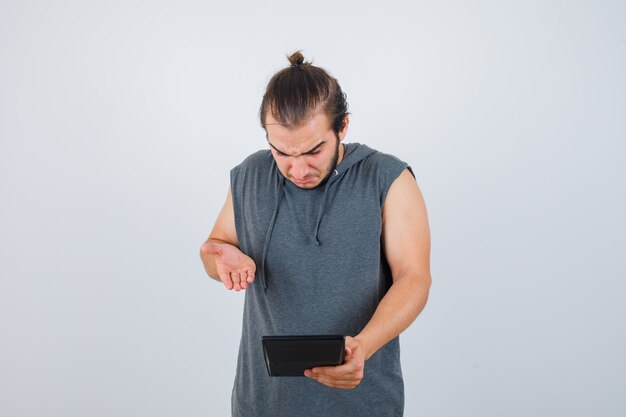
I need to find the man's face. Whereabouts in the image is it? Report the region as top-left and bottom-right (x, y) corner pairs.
(265, 111), (348, 189)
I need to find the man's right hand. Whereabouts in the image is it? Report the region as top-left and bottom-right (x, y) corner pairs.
(201, 241), (256, 291)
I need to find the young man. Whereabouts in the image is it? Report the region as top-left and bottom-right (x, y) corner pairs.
(200, 51), (431, 417)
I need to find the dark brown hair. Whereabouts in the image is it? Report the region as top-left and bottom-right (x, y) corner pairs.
(259, 50), (349, 135)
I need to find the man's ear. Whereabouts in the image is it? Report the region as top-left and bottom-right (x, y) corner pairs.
(338, 116), (350, 141)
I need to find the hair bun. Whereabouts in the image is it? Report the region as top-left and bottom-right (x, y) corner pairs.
(287, 50), (306, 68)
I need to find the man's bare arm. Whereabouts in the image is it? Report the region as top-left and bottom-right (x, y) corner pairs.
(355, 168), (432, 359)
(305, 168), (431, 389)
(199, 187), (256, 291)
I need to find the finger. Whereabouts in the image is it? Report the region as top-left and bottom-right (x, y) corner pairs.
(239, 271), (248, 289)
(230, 272), (242, 291)
(218, 272), (233, 290)
(308, 368), (361, 383)
(311, 362), (364, 381)
(315, 375), (357, 389)
(306, 368), (356, 382)
(309, 373), (361, 389)
(245, 270), (255, 283)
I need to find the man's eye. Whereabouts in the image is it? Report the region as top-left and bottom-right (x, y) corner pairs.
(308, 151), (320, 156)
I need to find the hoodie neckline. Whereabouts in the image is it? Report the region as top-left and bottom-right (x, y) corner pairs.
(259, 142), (377, 292)
(281, 142), (371, 189)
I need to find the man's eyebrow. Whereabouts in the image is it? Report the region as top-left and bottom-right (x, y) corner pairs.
(268, 141), (325, 156)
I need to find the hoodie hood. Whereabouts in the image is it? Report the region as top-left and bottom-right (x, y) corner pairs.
(259, 142), (377, 291)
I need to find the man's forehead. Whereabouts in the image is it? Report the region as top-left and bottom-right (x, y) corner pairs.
(267, 138), (326, 155)
(265, 113), (332, 152)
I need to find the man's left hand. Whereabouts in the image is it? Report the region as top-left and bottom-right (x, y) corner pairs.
(304, 336), (366, 389)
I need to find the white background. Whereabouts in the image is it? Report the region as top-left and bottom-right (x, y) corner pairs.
(1, 1), (625, 416)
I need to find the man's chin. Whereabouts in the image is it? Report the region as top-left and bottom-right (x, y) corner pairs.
(292, 179), (321, 189)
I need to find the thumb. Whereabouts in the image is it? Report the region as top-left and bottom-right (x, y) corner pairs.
(345, 346), (353, 359)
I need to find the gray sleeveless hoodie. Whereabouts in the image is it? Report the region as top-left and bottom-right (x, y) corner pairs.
(230, 142), (412, 417)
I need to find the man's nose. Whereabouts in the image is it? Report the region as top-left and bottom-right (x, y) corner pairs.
(292, 157), (309, 179)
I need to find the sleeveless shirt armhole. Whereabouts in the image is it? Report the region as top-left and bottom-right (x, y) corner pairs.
(378, 155), (413, 207)
(229, 164), (244, 248)
(228, 150), (274, 257)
